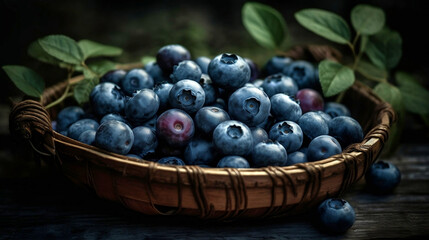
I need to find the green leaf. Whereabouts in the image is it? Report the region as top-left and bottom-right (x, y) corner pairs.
(364, 28), (402, 70)
(73, 78), (99, 105)
(395, 71), (429, 114)
(242, 2), (288, 49)
(87, 60), (117, 77)
(319, 60), (355, 97)
(351, 4), (385, 35)
(141, 56), (156, 66)
(295, 8), (351, 44)
(78, 39), (123, 59)
(373, 82), (403, 111)
(38, 35), (84, 65)
(28, 40), (62, 66)
(2, 65), (45, 98)
(355, 59), (388, 82)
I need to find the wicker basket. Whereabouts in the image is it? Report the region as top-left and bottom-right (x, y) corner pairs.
(9, 45), (395, 220)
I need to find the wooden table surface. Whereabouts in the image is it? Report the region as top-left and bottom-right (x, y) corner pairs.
(1, 141), (428, 240)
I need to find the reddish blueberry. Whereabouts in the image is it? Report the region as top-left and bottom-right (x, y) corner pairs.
(296, 88), (324, 114)
(156, 108), (195, 147)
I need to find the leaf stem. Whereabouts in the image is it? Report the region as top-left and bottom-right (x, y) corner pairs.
(44, 68), (74, 109)
(335, 91), (346, 103)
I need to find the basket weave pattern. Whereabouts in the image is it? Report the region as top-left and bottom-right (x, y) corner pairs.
(9, 45), (395, 220)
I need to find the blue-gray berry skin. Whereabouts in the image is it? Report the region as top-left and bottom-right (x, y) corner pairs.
(324, 102), (351, 118)
(250, 127), (269, 147)
(77, 129), (96, 145)
(90, 82), (126, 117)
(125, 88), (159, 125)
(208, 53), (251, 91)
(56, 106), (85, 132)
(213, 120), (253, 156)
(365, 161), (401, 194)
(315, 111), (332, 124)
(263, 55), (292, 76)
(195, 56), (211, 74)
(199, 74), (218, 106)
(121, 68), (154, 96)
(100, 69), (126, 85)
(100, 113), (130, 126)
(169, 79), (205, 114)
(170, 60), (202, 83)
(285, 151), (308, 166)
(67, 118), (99, 140)
(157, 156), (186, 166)
(328, 116), (364, 149)
(184, 138), (218, 166)
(283, 60), (320, 90)
(298, 111), (329, 142)
(156, 44), (191, 74)
(245, 57), (260, 82)
(228, 86), (271, 127)
(217, 156), (250, 168)
(307, 135), (342, 162)
(131, 126), (158, 158)
(154, 82), (173, 111)
(194, 106), (230, 136)
(269, 121), (303, 153)
(261, 73), (299, 98)
(144, 61), (169, 84)
(270, 93), (302, 122)
(252, 140), (287, 167)
(317, 198), (356, 234)
(95, 120), (134, 155)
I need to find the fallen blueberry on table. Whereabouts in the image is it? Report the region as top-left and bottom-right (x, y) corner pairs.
(365, 160), (401, 194)
(317, 198), (356, 234)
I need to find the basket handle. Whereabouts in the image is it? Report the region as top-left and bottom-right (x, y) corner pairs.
(9, 99), (55, 158)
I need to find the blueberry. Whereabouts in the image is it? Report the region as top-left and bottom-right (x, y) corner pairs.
(217, 156), (250, 168)
(252, 140), (287, 167)
(95, 120), (134, 155)
(125, 88), (159, 125)
(228, 86), (271, 127)
(194, 106), (230, 136)
(90, 82), (126, 116)
(131, 126), (158, 158)
(285, 151), (308, 166)
(169, 79), (205, 114)
(100, 113), (130, 126)
(156, 44), (191, 74)
(245, 57), (260, 82)
(252, 79), (264, 89)
(199, 74), (218, 106)
(67, 118), (99, 140)
(256, 114), (276, 132)
(315, 110), (332, 124)
(156, 108), (195, 147)
(365, 161), (401, 194)
(154, 82), (173, 111)
(324, 102), (351, 118)
(270, 93), (302, 122)
(261, 73), (299, 98)
(184, 138), (218, 166)
(269, 121), (303, 153)
(307, 135), (342, 162)
(213, 120), (253, 156)
(208, 53), (251, 91)
(250, 127), (269, 147)
(170, 60), (202, 83)
(56, 106), (85, 132)
(100, 69), (126, 85)
(77, 129), (96, 145)
(317, 198), (355, 234)
(157, 156), (186, 166)
(140, 114), (158, 132)
(298, 112), (329, 142)
(121, 68), (154, 96)
(144, 61), (169, 84)
(195, 56), (211, 74)
(328, 116), (364, 149)
(263, 55), (292, 76)
(295, 88), (324, 114)
(283, 60), (320, 90)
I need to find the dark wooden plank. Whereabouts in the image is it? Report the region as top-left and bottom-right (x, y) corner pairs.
(1, 143), (429, 239)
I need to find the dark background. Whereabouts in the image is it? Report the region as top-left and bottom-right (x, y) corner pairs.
(1, 0), (428, 174)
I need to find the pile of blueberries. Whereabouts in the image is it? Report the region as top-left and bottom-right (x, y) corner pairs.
(54, 44), (366, 168)
(52, 44), (403, 233)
